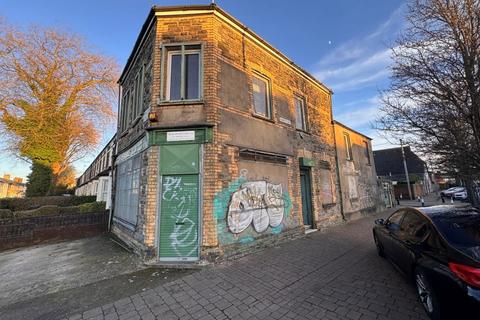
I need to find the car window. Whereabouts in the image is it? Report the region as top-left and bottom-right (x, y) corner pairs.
(401, 211), (428, 240)
(434, 212), (480, 248)
(387, 210), (405, 231)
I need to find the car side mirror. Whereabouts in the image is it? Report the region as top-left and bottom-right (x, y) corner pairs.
(375, 218), (385, 226)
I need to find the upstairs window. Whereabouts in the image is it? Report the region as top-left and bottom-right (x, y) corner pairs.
(295, 96), (307, 131)
(364, 141), (371, 165)
(166, 44), (201, 101)
(344, 133), (353, 160)
(252, 74), (271, 119)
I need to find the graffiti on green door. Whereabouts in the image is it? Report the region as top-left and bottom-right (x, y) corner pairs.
(160, 175), (198, 258)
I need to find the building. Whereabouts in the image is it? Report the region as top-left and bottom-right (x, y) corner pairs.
(373, 146), (433, 199)
(333, 121), (383, 220)
(111, 4), (350, 262)
(0, 174), (26, 198)
(75, 136), (115, 209)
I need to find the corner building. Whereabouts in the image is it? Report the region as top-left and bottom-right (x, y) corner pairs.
(113, 4), (343, 262)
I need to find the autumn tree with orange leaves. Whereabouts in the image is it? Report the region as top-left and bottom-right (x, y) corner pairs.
(0, 20), (119, 194)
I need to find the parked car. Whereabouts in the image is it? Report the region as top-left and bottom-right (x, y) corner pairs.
(441, 187), (465, 198)
(373, 206), (480, 319)
(454, 189), (468, 201)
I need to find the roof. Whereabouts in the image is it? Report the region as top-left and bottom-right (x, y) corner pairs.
(119, 4), (332, 94)
(373, 146), (427, 176)
(333, 120), (372, 140)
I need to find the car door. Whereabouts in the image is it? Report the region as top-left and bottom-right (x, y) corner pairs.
(381, 209), (406, 258)
(392, 210), (429, 273)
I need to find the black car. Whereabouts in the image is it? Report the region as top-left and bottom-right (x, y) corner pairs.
(373, 205), (480, 319)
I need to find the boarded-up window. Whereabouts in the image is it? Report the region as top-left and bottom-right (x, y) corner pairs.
(348, 175), (358, 199)
(320, 169), (334, 204)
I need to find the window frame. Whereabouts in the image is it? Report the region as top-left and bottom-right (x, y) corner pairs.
(344, 133), (353, 160)
(294, 95), (308, 131)
(251, 72), (272, 119)
(364, 140), (371, 165)
(165, 46), (202, 102)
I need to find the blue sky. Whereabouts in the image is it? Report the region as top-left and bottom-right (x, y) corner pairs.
(0, 0), (405, 179)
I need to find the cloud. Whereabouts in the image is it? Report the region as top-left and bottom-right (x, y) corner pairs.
(334, 95), (383, 128)
(314, 6), (405, 93)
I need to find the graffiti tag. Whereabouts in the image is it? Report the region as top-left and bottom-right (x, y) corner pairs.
(227, 181), (286, 233)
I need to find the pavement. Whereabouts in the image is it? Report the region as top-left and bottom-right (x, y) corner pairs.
(53, 210), (427, 320)
(0, 236), (194, 320)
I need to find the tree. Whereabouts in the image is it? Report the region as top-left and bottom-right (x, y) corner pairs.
(0, 20), (119, 189)
(25, 161), (52, 197)
(376, 0), (480, 206)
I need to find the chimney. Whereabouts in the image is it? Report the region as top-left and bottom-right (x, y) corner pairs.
(3, 174), (11, 181)
(13, 177), (23, 184)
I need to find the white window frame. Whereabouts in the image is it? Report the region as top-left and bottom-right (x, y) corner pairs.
(252, 73), (272, 119)
(166, 49), (201, 101)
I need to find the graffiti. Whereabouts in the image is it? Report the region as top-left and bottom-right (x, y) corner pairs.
(213, 169), (292, 245)
(161, 176), (198, 257)
(227, 181), (287, 234)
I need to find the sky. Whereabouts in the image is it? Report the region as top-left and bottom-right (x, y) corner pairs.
(0, 0), (406, 179)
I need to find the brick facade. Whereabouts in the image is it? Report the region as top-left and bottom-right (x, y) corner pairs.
(0, 212), (108, 251)
(112, 5), (351, 262)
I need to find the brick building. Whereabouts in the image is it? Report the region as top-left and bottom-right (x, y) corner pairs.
(333, 121), (383, 220)
(111, 4), (365, 262)
(75, 136), (115, 209)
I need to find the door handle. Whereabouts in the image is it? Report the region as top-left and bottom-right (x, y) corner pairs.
(175, 222), (185, 225)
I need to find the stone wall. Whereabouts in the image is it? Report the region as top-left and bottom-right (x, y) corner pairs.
(334, 122), (384, 220)
(112, 6), (353, 261)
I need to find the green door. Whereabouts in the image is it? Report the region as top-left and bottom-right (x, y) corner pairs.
(159, 144), (200, 261)
(300, 167), (313, 226)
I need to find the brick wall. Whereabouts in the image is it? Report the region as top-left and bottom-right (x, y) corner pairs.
(0, 212), (108, 251)
(113, 6), (350, 261)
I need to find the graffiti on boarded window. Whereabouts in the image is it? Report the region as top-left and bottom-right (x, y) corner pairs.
(227, 181), (285, 233)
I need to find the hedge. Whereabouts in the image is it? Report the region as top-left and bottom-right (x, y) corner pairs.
(0, 195), (97, 211)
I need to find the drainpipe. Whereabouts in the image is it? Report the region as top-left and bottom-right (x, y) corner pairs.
(332, 122), (346, 221)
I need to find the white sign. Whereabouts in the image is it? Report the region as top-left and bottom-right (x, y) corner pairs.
(166, 131), (195, 142)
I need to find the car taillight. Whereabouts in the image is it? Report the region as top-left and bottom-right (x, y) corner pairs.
(449, 262), (480, 288)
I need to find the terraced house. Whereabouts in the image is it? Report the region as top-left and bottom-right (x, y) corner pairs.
(112, 4), (372, 263)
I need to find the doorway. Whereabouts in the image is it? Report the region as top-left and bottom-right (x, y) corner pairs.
(158, 144), (200, 261)
(300, 167), (313, 228)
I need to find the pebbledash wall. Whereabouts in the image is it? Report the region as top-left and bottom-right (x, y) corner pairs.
(111, 4), (348, 263)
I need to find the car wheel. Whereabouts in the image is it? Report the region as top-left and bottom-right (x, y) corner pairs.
(373, 234), (385, 258)
(414, 268), (441, 320)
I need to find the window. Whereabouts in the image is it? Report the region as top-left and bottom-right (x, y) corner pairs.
(364, 141), (371, 165)
(252, 74), (271, 118)
(166, 45), (201, 101)
(401, 211), (427, 239)
(239, 149), (287, 165)
(120, 90), (130, 131)
(114, 153), (142, 226)
(387, 210), (405, 231)
(344, 133), (353, 160)
(295, 96), (307, 131)
(134, 67), (144, 117)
